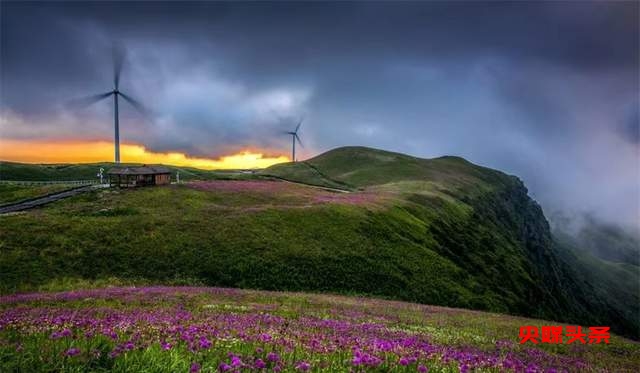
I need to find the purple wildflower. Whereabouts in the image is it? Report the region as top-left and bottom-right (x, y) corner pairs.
(295, 361), (311, 371)
(190, 362), (201, 373)
(259, 333), (272, 342)
(231, 356), (242, 367)
(255, 358), (266, 369)
(65, 347), (80, 357)
(218, 363), (231, 372)
(267, 352), (280, 362)
(199, 336), (212, 349)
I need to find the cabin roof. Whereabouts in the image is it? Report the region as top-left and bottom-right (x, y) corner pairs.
(107, 166), (172, 175)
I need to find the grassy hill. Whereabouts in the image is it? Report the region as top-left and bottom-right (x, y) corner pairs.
(1, 147), (637, 340)
(261, 146), (506, 192)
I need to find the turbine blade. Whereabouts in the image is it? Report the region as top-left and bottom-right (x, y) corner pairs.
(295, 133), (303, 147)
(119, 92), (151, 117)
(112, 44), (126, 90)
(295, 118), (303, 133)
(66, 92), (113, 109)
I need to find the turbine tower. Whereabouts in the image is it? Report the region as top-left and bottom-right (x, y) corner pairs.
(69, 46), (148, 163)
(285, 119), (303, 162)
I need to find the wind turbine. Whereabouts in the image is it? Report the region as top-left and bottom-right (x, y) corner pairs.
(285, 118), (303, 162)
(69, 46), (148, 164)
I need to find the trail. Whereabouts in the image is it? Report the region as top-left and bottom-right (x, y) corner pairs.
(259, 162), (354, 193)
(0, 185), (97, 214)
(260, 175), (352, 193)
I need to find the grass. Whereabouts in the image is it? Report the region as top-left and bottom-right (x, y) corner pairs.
(1, 183), (464, 302)
(1, 178), (636, 338)
(262, 146), (509, 194)
(0, 184), (77, 205)
(0, 146), (638, 343)
(1, 286), (638, 372)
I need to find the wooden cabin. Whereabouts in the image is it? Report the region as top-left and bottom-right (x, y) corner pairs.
(107, 166), (171, 187)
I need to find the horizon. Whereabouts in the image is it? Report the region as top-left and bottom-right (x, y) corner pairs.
(0, 139), (289, 170)
(0, 144), (466, 172)
(1, 1), (638, 229)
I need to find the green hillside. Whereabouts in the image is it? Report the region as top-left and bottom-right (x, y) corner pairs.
(1, 147), (637, 339)
(265, 147), (639, 338)
(262, 146), (507, 192)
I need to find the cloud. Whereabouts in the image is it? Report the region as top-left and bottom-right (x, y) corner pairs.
(0, 1), (638, 229)
(0, 138), (289, 169)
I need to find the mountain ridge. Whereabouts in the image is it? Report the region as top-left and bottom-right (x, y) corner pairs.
(0, 146), (637, 338)
(264, 146), (638, 338)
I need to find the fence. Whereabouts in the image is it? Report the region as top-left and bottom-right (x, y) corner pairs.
(0, 180), (100, 186)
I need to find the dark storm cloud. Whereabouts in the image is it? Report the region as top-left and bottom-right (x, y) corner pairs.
(1, 1), (638, 228)
(622, 105), (640, 145)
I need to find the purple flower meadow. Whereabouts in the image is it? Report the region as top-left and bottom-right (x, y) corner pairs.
(0, 286), (635, 372)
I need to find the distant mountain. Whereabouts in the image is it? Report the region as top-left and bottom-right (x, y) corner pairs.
(574, 217), (639, 266)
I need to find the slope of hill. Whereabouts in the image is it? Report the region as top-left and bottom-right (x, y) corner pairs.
(265, 147), (640, 338)
(554, 230), (640, 337)
(1, 147), (637, 339)
(262, 146), (506, 192)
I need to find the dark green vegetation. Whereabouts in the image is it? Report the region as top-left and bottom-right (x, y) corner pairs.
(1, 147), (638, 340)
(556, 243), (639, 337)
(266, 147), (640, 339)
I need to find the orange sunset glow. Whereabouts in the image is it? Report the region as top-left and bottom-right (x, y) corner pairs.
(0, 139), (290, 170)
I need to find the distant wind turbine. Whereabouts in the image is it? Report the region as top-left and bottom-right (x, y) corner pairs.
(285, 118), (303, 162)
(69, 46), (149, 163)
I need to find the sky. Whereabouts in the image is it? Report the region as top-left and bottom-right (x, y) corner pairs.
(0, 1), (638, 230)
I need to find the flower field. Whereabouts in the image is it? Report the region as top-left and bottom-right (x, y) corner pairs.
(0, 287), (637, 372)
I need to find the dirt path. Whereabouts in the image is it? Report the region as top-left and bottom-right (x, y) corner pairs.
(269, 176), (352, 193)
(0, 185), (95, 214)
